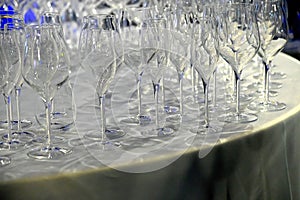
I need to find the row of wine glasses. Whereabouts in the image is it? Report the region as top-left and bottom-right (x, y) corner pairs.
(0, 0), (289, 164)
(0, 10), (73, 162)
(76, 0), (289, 145)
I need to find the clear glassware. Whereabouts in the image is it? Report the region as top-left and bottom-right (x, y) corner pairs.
(165, 6), (195, 116)
(0, 11), (34, 141)
(141, 17), (174, 136)
(216, 3), (260, 123)
(23, 24), (72, 159)
(0, 22), (23, 150)
(0, 35), (15, 167)
(34, 11), (74, 131)
(81, 14), (125, 143)
(248, 0), (289, 112)
(191, 15), (221, 134)
(117, 6), (154, 125)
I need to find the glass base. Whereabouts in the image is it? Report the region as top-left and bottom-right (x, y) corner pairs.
(0, 139), (23, 150)
(142, 127), (174, 137)
(85, 128), (125, 141)
(3, 131), (35, 143)
(164, 105), (179, 114)
(0, 156), (10, 166)
(0, 120), (32, 130)
(190, 126), (219, 135)
(190, 120), (222, 135)
(157, 127), (174, 137)
(27, 146), (72, 160)
(219, 112), (258, 123)
(248, 101), (286, 112)
(120, 115), (151, 126)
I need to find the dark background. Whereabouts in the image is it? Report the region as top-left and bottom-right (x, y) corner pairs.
(283, 0), (300, 60)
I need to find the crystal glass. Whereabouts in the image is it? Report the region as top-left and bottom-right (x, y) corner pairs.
(117, 7), (154, 125)
(165, 6), (195, 115)
(81, 14), (125, 143)
(248, 0), (289, 112)
(0, 39), (13, 166)
(191, 15), (221, 134)
(141, 17), (174, 136)
(0, 11), (34, 142)
(34, 11), (74, 130)
(216, 3), (260, 123)
(23, 24), (72, 159)
(0, 21), (23, 150)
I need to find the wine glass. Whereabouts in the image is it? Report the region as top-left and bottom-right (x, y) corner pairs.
(165, 6), (195, 116)
(216, 3), (260, 123)
(0, 12), (34, 142)
(81, 14), (125, 143)
(0, 45), (11, 166)
(34, 11), (74, 131)
(191, 15), (221, 134)
(141, 17), (174, 136)
(117, 7), (154, 125)
(23, 24), (72, 159)
(0, 22), (23, 150)
(248, 0), (289, 112)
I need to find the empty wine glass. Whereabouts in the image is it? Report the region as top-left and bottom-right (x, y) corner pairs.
(248, 0), (289, 112)
(216, 3), (260, 123)
(35, 11), (74, 131)
(0, 12), (34, 141)
(0, 22), (23, 150)
(23, 24), (72, 159)
(81, 14), (125, 143)
(0, 46), (11, 166)
(191, 15), (221, 134)
(141, 17), (174, 136)
(117, 7), (154, 125)
(166, 7), (195, 116)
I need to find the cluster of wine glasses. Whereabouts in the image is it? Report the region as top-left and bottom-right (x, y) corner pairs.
(0, 10), (73, 165)
(78, 0), (289, 143)
(0, 0), (289, 165)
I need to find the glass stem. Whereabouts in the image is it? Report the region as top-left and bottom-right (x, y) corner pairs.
(99, 96), (106, 142)
(15, 87), (21, 131)
(263, 61), (271, 103)
(213, 70), (217, 107)
(137, 75), (142, 117)
(153, 83), (160, 129)
(50, 98), (55, 115)
(161, 75), (165, 109)
(202, 79), (210, 128)
(234, 70), (241, 116)
(4, 95), (12, 141)
(45, 101), (52, 147)
(191, 63), (196, 103)
(179, 72), (184, 116)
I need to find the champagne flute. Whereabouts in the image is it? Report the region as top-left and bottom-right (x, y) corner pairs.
(81, 14), (125, 143)
(23, 25), (72, 159)
(248, 0), (289, 112)
(216, 3), (260, 123)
